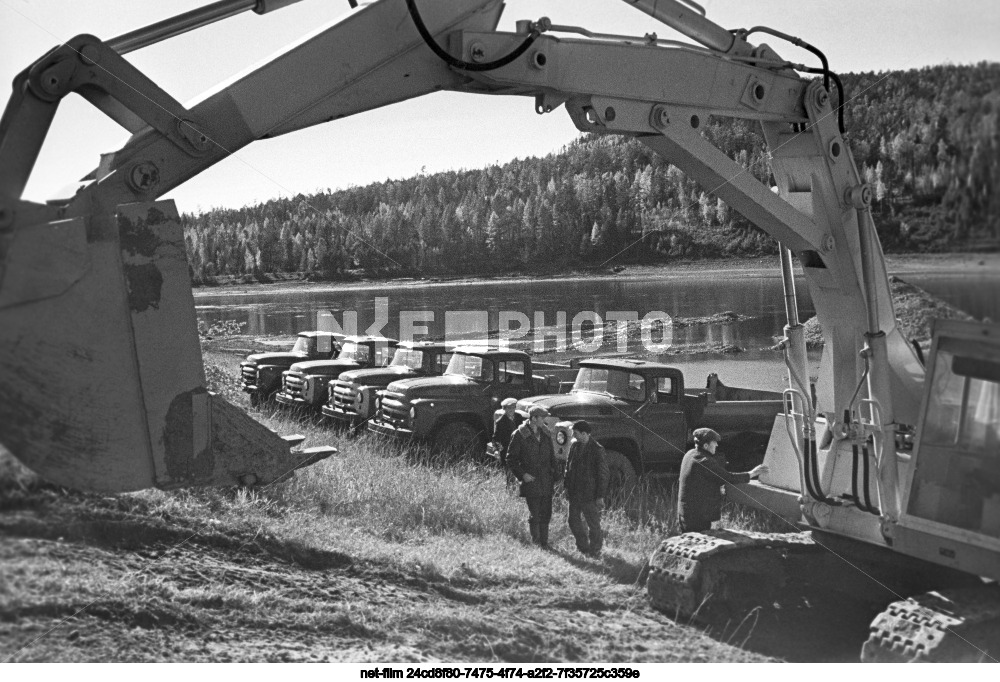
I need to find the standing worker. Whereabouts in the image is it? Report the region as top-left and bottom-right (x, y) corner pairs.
(492, 397), (521, 468)
(507, 405), (559, 548)
(564, 420), (609, 558)
(677, 427), (768, 533)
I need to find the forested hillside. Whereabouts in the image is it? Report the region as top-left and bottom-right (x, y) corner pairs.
(182, 63), (1000, 281)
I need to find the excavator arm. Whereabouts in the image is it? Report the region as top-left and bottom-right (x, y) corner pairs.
(0, 0), (917, 504)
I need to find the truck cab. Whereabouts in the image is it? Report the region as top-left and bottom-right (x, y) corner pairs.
(322, 341), (453, 426)
(367, 346), (577, 455)
(275, 335), (397, 411)
(239, 331), (343, 407)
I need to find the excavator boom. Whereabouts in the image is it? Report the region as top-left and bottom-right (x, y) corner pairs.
(0, 2), (921, 493)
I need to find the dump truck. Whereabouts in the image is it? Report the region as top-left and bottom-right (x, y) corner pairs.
(321, 341), (453, 426)
(274, 335), (397, 412)
(240, 331), (343, 407)
(514, 359), (783, 490)
(367, 346), (577, 454)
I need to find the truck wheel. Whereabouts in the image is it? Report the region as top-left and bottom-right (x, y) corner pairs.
(433, 422), (486, 458)
(605, 449), (638, 500)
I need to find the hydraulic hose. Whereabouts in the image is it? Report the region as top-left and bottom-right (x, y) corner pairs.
(807, 437), (831, 503)
(851, 441), (861, 507)
(861, 442), (880, 514)
(734, 26), (846, 134)
(406, 0), (540, 72)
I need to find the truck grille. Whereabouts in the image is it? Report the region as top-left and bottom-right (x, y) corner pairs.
(282, 372), (306, 399)
(240, 363), (257, 388)
(378, 390), (411, 428)
(331, 380), (358, 414)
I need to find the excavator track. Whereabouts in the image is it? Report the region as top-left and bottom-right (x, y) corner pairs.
(647, 529), (821, 620)
(862, 586), (1000, 662)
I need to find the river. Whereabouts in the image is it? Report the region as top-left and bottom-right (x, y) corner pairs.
(195, 267), (999, 393)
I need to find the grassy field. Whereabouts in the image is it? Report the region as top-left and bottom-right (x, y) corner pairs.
(0, 348), (835, 663)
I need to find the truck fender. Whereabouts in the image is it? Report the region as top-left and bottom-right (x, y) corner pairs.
(431, 416), (488, 457)
(430, 413), (487, 438)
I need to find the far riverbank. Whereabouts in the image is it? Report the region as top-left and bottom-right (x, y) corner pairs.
(192, 252), (999, 299)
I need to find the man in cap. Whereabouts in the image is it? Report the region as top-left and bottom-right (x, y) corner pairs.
(564, 420), (609, 557)
(677, 427), (768, 533)
(492, 397), (522, 468)
(507, 405), (560, 548)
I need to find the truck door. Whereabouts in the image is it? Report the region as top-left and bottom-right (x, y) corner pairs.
(639, 375), (688, 467)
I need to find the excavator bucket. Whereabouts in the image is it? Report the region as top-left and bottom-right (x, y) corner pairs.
(0, 199), (333, 492)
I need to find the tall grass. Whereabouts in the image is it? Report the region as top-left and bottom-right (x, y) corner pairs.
(1, 351), (789, 587)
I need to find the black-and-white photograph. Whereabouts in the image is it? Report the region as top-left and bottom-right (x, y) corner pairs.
(1, 0), (999, 668)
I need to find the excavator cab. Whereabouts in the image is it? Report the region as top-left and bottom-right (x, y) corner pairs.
(895, 319), (1000, 578)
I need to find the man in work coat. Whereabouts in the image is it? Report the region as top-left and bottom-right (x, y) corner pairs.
(507, 405), (560, 548)
(564, 420), (609, 557)
(492, 397), (521, 468)
(677, 427), (768, 533)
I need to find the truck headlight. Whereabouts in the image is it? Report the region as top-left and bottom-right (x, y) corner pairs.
(303, 378), (313, 400)
(410, 405), (416, 420)
(556, 431), (567, 445)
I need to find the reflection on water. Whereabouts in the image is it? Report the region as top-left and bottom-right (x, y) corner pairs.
(196, 270), (998, 358)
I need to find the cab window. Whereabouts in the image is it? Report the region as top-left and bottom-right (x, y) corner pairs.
(626, 373), (646, 402)
(316, 335), (333, 355)
(435, 353), (453, 373)
(656, 376), (676, 402)
(373, 345), (393, 367)
(496, 360), (526, 384)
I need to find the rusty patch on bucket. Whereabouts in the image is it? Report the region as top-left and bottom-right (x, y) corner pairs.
(162, 387), (214, 484)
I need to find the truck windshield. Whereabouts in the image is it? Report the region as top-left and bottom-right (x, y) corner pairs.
(390, 348), (424, 369)
(574, 367), (646, 401)
(446, 354), (494, 381)
(338, 342), (362, 362)
(291, 336), (314, 355)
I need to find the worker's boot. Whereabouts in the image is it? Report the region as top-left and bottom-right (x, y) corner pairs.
(529, 521), (539, 545)
(538, 523), (550, 550)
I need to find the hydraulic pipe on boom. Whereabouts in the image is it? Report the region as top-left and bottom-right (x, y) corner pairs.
(107, 0), (312, 55)
(620, 0), (752, 55)
(856, 203), (901, 519)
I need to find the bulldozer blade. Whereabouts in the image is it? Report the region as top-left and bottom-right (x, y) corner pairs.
(0, 200), (330, 491)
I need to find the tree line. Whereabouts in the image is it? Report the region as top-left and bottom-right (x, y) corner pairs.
(182, 62), (1000, 282)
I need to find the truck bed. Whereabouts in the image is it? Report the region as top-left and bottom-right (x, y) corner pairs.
(684, 373), (783, 435)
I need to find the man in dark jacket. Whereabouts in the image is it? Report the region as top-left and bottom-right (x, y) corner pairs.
(564, 420), (609, 557)
(677, 427), (768, 533)
(507, 405), (559, 548)
(492, 397), (521, 468)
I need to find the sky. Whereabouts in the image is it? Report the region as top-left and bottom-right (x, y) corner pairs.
(2, 0), (998, 214)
